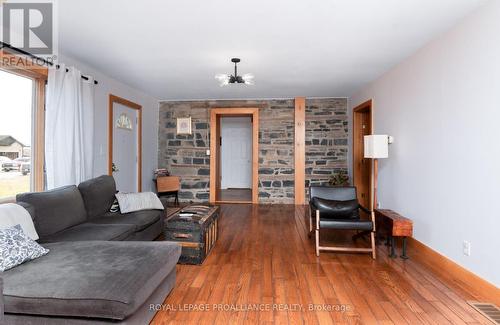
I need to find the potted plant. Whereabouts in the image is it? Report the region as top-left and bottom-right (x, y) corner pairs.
(329, 169), (349, 186)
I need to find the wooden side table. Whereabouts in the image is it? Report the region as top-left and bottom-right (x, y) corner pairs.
(375, 209), (413, 259)
(155, 176), (180, 205)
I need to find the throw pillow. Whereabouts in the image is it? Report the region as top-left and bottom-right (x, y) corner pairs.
(109, 198), (120, 213)
(115, 192), (164, 214)
(0, 224), (49, 272)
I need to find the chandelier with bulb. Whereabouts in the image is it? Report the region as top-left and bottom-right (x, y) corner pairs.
(215, 58), (254, 86)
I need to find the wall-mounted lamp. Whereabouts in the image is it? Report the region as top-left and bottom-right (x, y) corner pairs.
(364, 135), (394, 210)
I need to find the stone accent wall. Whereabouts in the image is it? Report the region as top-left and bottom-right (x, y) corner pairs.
(257, 100), (295, 203)
(158, 102), (211, 202)
(305, 98), (349, 199)
(158, 98), (348, 204)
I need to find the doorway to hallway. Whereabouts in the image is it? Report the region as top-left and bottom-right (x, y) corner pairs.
(209, 108), (259, 204)
(219, 117), (252, 202)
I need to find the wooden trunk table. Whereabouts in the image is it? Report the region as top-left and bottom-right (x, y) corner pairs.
(164, 205), (220, 265)
(375, 209), (413, 259)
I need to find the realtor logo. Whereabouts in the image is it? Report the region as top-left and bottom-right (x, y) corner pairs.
(1, 2), (54, 55)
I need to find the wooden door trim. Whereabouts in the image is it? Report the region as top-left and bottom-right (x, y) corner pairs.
(353, 99), (373, 209)
(294, 97), (306, 205)
(215, 115), (222, 197)
(33, 78), (46, 192)
(210, 107), (259, 204)
(108, 94), (143, 192)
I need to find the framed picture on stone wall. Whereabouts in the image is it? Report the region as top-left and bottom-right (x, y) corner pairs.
(176, 117), (192, 135)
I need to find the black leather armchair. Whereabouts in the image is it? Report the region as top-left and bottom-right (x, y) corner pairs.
(309, 186), (376, 258)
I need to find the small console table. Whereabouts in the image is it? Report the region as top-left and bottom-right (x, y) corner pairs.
(155, 176), (180, 206)
(375, 209), (413, 259)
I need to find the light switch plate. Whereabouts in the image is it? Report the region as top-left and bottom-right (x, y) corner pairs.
(463, 241), (471, 256)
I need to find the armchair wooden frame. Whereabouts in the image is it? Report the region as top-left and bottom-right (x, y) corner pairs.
(310, 208), (377, 259)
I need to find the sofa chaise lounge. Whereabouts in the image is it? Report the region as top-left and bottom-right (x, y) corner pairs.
(0, 175), (180, 324)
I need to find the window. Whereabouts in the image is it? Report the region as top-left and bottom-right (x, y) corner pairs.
(0, 70), (33, 199)
(0, 52), (47, 201)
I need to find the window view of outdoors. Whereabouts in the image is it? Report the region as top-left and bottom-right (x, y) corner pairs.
(0, 70), (33, 199)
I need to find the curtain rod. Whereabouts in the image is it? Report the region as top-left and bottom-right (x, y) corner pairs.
(55, 65), (98, 84)
(0, 41), (98, 85)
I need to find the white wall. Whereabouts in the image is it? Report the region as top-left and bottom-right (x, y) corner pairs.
(350, 0), (500, 287)
(57, 54), (160, 192)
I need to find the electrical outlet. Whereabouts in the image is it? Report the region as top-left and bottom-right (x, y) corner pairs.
(206, 149), (210, 156)
(463, 241), (471, 256)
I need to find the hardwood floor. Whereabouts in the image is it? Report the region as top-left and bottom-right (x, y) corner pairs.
(218, 188), (253, 202)
(152, 204), (491, 324)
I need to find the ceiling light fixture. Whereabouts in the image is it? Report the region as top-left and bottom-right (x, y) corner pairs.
(215, 58), (254, 86)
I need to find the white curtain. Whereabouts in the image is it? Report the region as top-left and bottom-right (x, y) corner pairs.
(45, 64), (95, 189)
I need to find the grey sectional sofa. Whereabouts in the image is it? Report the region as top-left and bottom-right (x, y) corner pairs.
(0, 175), (180, 324)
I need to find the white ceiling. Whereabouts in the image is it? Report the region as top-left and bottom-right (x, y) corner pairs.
(58, 0), (488, 100)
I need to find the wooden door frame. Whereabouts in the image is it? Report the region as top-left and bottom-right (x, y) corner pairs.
(209, 108), (259, 204)
(108, 94), (142, 192)
(352, 99), (373, 210)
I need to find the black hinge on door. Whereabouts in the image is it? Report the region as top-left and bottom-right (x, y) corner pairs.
(219, 137), (222, 146)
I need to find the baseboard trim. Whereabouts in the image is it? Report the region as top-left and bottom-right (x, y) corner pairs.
(407, 237), (500, 306)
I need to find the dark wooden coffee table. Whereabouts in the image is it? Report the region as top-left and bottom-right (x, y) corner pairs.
(164, 205), (220, 265)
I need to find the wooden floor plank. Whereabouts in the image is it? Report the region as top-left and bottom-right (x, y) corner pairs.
(151, 204), (491, 324)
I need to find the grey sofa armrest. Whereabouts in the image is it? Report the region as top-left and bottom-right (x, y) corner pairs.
(0, 277), (4, 322)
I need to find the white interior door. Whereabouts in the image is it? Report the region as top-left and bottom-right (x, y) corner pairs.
(221, 117), (252, 189)
(112, 103), (138, 192)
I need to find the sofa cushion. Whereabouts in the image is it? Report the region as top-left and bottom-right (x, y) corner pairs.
(38, 223), (135, 243)
(2, 241), (181, 320)
(16, 186), (87, 238)
(78, 175), (116, 220)
(319, 219), (373, 231)
(311, 197), (360, 219)
(89, 210), (161, 232)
